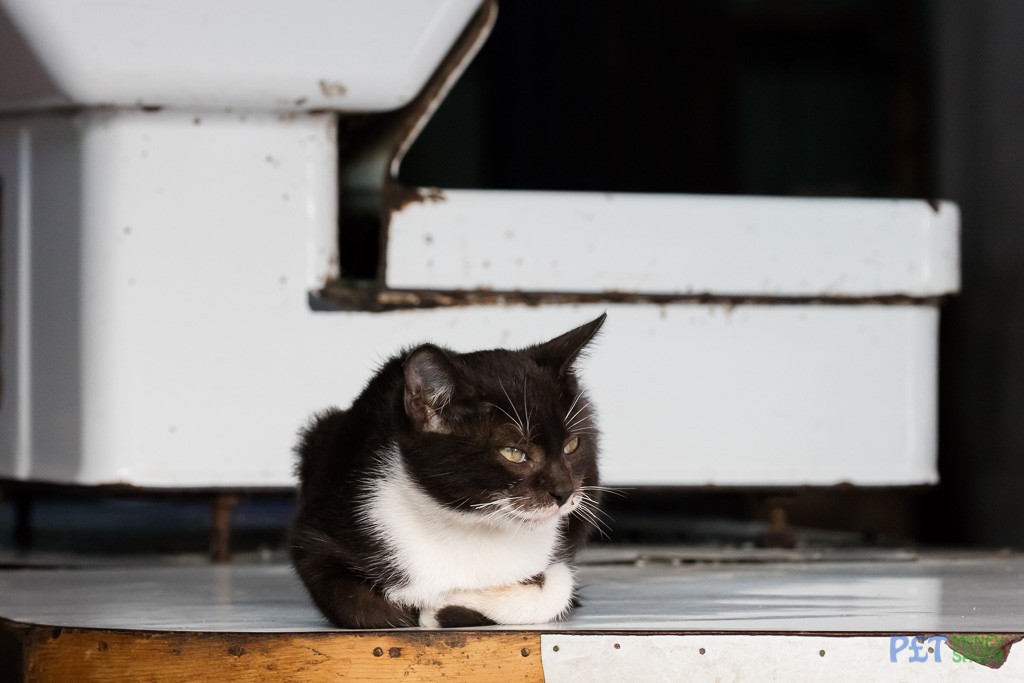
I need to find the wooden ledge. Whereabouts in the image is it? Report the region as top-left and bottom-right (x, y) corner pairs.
(0, 620), (542, 682)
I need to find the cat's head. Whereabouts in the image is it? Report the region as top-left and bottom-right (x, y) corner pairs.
(397, 314), (605, 529)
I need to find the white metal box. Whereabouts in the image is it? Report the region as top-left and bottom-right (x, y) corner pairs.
(0, 0), (959, 489)
(0, 110), (959, 487)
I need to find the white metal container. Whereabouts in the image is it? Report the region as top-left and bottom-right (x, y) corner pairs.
(0, 0), (484, 112)
(0, 0), (959, 489)
(0, 110), (958, 487)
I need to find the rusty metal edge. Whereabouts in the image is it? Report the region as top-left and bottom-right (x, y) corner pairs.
(1, 616), (1020, 643)
(312, 285), (948, 313)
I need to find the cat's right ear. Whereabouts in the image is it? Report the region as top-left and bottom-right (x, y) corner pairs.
(531, 313), (607, 375)
(404, 345), (457, 433)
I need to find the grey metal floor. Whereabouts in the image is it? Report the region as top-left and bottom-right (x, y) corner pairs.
(1, 550), (1022, 633)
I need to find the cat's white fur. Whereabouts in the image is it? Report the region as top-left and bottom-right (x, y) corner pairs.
(360, 446), (575, 625)
(417, 562), (574, 628)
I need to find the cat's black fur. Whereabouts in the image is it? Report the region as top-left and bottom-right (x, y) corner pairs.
(290, 314), (605, 628)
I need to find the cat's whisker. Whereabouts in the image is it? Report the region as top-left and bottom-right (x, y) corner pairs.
(578, 498), (613, 526)
(580, 485), (630, 498)
(572, 503), (611, 539)
(522, 384), (535, 442)
(419, 471), (455, 480)
(565, 410), (592, 432)
(578, 496), (616, 527)
(565, 400), (590, 427)
(564, 391), (584, 422)
(567, 411), (591, 425)
(581, 516), (611, 541)
(498, 380), (527, 439)
(487, 402), (524, 439)
(565, 416), (591, 434)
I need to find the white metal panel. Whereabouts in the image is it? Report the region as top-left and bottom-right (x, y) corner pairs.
(589, 304), (938, 487)
(1, 556), (1021, 632)
(0, 111), (943, 487)
(0, 0), (482, 112)
(541, 635), (1023, 682)
(386, 190), (960, 297)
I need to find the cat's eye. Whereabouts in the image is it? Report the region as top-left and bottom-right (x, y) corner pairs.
(499, 446), (527, 463)
(563, 436), (580, 454)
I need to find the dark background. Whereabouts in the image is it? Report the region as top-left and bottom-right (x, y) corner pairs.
(2, 0), (1022, 554)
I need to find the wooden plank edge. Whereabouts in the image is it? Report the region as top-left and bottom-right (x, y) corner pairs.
(0, 618), (543, 682)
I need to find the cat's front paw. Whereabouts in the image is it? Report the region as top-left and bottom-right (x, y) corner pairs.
(441, 562), (576, 626)
(419, 605), (497, 628)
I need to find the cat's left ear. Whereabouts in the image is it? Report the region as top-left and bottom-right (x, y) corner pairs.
(404, 344), (458, 433)
(530, 313), (606, 375)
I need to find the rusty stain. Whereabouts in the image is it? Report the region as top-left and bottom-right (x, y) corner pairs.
(943, 633), (1023, 669)
(384, 182), (447, 214)
(315, 283), (946, 314)
(318, 79), (348, 97)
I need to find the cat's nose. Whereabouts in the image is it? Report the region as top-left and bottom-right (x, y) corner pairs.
(550, 488), (573, 507)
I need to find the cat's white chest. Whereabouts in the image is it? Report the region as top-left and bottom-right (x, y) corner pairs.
(363, 458), (560, 609)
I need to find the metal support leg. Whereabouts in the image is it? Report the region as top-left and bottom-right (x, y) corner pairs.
(758, 495), (797, 548)
(209, 494), (239, 563)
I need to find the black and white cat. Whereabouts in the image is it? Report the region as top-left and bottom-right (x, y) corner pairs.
(290, 314), (605, 628)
